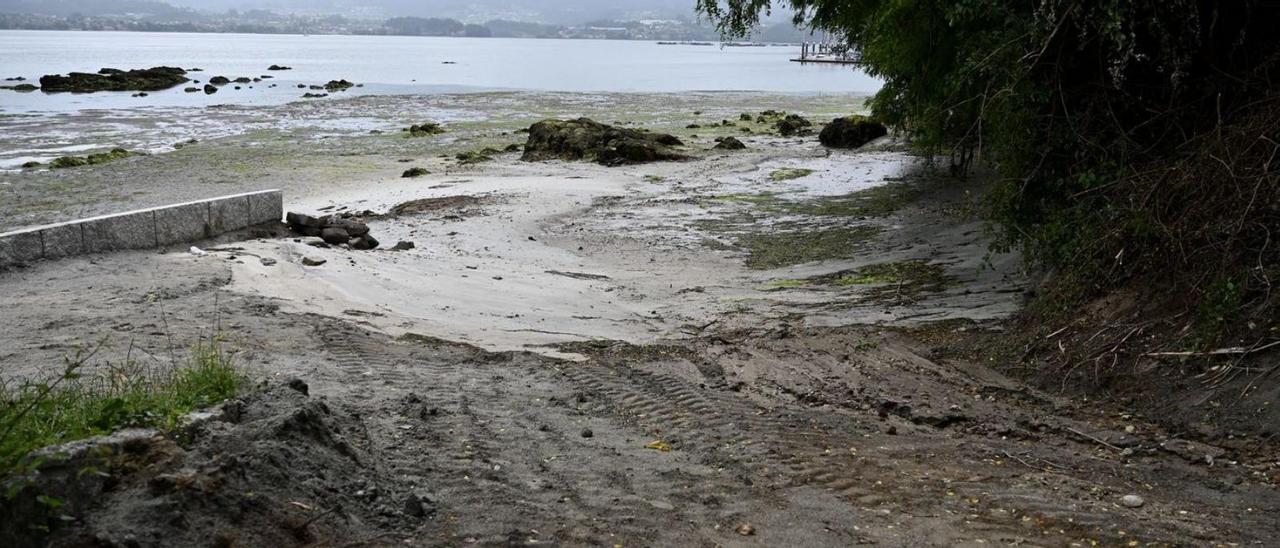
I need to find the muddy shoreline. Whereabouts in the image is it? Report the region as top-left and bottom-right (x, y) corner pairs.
(1, 93), (1277, 545)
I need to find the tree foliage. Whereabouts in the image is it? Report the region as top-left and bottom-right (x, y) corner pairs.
(700, 0), (1280, 349)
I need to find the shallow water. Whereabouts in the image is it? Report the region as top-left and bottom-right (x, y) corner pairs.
(0, 30), (880, 113)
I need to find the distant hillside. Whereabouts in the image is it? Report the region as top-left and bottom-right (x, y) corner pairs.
(0, 0), (809, 40)
(0, 0), (197, 17)
(154, 0), (703, 24)
(0, 0), (804, 28)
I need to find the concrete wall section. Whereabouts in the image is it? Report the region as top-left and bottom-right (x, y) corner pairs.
(42, 223), (85, 259)
(0, 190), (281, 268)
(0, 229), (42, 264)
(155, 201), (212, 246)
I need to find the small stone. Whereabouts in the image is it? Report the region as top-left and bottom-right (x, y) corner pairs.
(321, 227), (351, 245)
(286, 378), (309, 395)
(391, 241), (415, 251)
(350, 235), (380, 250)
(403, 492), (436, 518)
(1120, 494), (1145, 508)
(580, 428), (593, 438)
(260, 257), (277, 266)
(302, 256), (326, 267)
(736, 524), (755, 536)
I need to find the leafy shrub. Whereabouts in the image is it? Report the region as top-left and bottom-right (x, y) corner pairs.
(699, 0), (1280, 350)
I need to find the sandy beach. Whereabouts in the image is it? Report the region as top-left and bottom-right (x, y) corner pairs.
(1, 92), (1275, 546)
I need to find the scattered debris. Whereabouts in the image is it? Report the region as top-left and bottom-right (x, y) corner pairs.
(645, 440), (672, 452)
(546, 270), (610, 281)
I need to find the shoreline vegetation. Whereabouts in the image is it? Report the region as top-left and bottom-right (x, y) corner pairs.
(697, 1), (1280, 399)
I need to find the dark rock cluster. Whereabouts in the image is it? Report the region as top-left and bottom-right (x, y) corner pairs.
(775, 114), (814, 137)
(39, 67), (189, 93)
(324, 79), (356, 92)
(521, 118), (687, 166)
(404, 123), (445, 137)
(286, 212), (380, 250)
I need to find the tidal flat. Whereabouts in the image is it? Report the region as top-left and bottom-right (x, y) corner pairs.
(0, 91), (864, 230)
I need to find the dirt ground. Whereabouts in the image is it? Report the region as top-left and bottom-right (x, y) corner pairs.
(1, 94), (1277, 546)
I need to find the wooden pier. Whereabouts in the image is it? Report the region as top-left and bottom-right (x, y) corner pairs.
(792, 41), (864, 65)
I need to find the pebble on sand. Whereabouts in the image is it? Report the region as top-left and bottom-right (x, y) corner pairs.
(1120, 494), (1145, 508)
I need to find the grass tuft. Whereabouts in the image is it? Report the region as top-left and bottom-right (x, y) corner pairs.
(0, 341), (246, 479)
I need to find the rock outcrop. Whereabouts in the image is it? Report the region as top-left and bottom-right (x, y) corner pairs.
(39, 67), (188, 93)
(324, 79), (355, 92)
(819, 116), (889, 149)
(713, 136), (747, 150)
(404, 123), (445, 137)
(401, 167), (429, 178)
(521, 118), (686, 166)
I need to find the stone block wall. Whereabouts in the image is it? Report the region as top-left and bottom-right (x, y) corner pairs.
(0, 190), (281, 268)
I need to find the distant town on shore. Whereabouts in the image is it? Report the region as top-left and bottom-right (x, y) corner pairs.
(0, 0), (811, 42)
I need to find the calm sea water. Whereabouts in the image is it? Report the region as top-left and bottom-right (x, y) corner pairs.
(0, 30), (879, 113)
